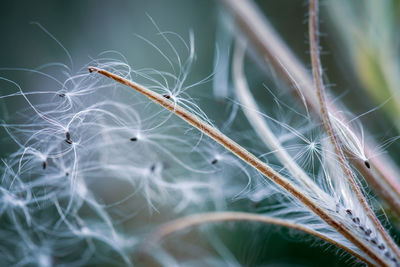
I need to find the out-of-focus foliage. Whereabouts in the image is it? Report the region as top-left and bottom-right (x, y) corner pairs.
(327, 0), (400, 131)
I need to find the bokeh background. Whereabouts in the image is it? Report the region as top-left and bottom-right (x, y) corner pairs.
(1, 1), (398, 266)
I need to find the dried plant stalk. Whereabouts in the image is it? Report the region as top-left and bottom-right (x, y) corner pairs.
(144, 211), (372, 265)
(89, 66), (389, 266)
(232, 38), (327, 198)
(219, 0), (400, 221)
(308, 0), (400, 259)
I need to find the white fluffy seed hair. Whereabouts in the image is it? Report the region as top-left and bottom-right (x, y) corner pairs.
(0, 17), (396, 266)
(0, 26), (261, 265)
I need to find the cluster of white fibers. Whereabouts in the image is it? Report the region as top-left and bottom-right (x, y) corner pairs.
(1, 20), (396, 265)
(0, 27), (266, 265)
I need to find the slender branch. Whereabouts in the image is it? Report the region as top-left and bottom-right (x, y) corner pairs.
(308, 0), (400, 260)
(142, 211), (373, 265)
(219, 0), (400, 220)
(232, 38), (327, 199)
(89, 66), (389, 266)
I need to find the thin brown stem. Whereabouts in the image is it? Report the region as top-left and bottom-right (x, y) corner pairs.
(143, 211), (373, 265)
(219, 0), (400, 220)
(232, 38), (327, 198)
(89, 66), (389, 266)
(308, 0), (400, 260)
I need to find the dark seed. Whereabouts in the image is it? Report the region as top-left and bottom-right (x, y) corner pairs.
(130, 137), (137, 142)
(364, 228), (372, 236)
(150, 164), (156, 172)
(211, 159), (218, 165)
(385, 252), (391, 258)
(352, 217), (360, 224)
(364, 160), (370, 169)
(59, 93), (66, 97)
(65, 172), (69, 176)
(346, 209), (353, 216)
(163, 94), (171, 99)
(371, 238), (377, 245)
(42, 161), (47, 170)
(378, 243), (385, 250)
(65, 131), (72, 144)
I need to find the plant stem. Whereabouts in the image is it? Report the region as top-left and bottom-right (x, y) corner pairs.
(219, 0), (400, 220)
(89, 66), (389, 266)
(143, 211), (373, 265)
(232, 38), (327, 199)
(308, 0), (400, 260)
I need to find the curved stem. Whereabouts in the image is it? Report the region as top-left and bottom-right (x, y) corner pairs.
(219, 0), (400, 221)
(232, 38), (332, 202)
(308, 0), (400, 260)
(142, 211), (373, 265)
(89, 66), (389, 266)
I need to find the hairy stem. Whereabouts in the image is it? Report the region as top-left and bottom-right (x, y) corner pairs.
(232, 38), (327, 199)
(308, 0), (400, 260)
(89, 66), (389, 266)
(143, 211), (372, 265)
(219, 0), (400, 220)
